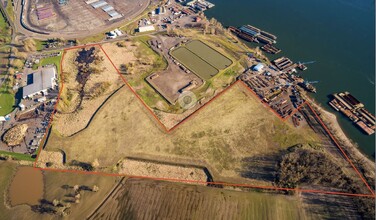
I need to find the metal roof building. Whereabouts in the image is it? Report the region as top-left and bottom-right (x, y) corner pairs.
(102, 5), (114, 12)
(91, 0), (107, 9)
(107, 10), (120, 17)
(22, 67), (57, 98)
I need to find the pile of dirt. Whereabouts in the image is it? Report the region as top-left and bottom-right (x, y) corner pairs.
(36, 151), (64, 169)
(2, 124), (28, 146)
(116, 159), (208, 184)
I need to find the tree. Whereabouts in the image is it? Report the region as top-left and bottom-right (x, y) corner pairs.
(73, 185), (80, 192)
(53, 199), (59, 207)
(92, 185), (99, 192)
(92, 159), (100, 169)
(74, 193), (81, 200)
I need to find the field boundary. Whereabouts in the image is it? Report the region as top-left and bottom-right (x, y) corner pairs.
(33, 43), (375, 198)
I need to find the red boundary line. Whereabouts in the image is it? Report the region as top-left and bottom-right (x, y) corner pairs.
(32, 43), (375, 198)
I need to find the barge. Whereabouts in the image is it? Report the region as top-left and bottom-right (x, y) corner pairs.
(228, 24), (277, 45)
(329, 92), (375, 135)
(261, 44), (281, 54)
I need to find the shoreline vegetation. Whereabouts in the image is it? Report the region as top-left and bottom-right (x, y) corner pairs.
(303, 95), (375, 186)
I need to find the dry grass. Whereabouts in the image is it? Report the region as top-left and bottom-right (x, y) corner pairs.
(89, 178), (307, 220)
(44, 83), (319, 185)
(53, 47), (123, 136)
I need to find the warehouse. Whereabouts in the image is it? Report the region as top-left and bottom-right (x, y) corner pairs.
(102, 5), (114, 12)
(91, 0), (107, 9)
(22, 67), (57, 99)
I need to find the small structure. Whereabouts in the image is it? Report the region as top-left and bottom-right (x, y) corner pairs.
(253, 63), (264, 72)
(138, 25), (155, 32)
(22, 67), (57, 99)
(19, 104), (25, 111)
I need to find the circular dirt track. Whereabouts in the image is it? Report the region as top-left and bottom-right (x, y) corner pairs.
(19, 0), (150, 39)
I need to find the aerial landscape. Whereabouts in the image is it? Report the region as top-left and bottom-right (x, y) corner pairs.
(0, 0), (374, 219)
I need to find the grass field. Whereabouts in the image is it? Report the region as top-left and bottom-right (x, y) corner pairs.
(44, 83), (319, 184)
(186, 40), (232, 69)
(171, 47), (218, 80)
(89, 178), (306, 220)
(0, 91), (14, 116)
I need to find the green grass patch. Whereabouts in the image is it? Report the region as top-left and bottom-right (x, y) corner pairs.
(5, 2), (14, 22)
(185, 40), (232, 69)
(39, 52), (63, 74)
(171, 47), (218, 80)
(0, 150), (35, 161)
(0, 84), (14, 116)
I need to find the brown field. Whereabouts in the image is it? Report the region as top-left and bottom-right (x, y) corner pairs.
(8, 166), (43, 206)
(44, 83), (319, 186)
(89, 178), (306, 220)
(53, 46), (123, 136)
(0, 161), (120, 219)
(88, 178), (366, 220)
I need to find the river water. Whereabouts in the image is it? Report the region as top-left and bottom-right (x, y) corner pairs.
(205, 0), (375, 157)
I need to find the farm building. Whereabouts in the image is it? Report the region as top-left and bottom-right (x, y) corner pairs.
(22, 67), (57, 98)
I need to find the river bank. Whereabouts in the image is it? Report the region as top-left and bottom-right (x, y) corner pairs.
(204, 0), (375, 158)
(304, 96), (375, 187)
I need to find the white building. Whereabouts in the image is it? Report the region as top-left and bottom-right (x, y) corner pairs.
(22, 67), (57, 99)
(138, 25), (155, 33)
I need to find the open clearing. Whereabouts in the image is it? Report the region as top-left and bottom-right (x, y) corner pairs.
(88, 178), (368, 220)
(44, 83), (319, 185)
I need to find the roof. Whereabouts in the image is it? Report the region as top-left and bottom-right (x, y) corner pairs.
(107, 10), (120, 17)
(253, 63), (264, 71)
(102, 5), (114, 12)
(23, 67), (56, 97)
(91, 0), (107, 8)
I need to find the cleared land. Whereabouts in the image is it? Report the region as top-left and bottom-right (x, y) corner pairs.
(186, 40), (232, 70)
(171, 47), (218, 80)
(88, 178), (368, 220)
(89, 178), (306, 220)
(44, 83), (319, 186)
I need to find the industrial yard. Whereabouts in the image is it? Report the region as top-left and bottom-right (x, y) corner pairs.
(24, 0), (149, 36)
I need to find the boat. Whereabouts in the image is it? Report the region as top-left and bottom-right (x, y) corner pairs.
(299, 82), (316, 93)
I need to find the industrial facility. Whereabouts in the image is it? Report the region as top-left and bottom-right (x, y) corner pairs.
(85, 0), (123, 21)
(22, 67), (57, 99)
